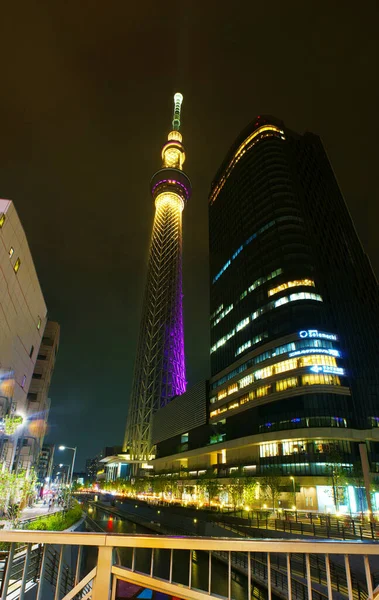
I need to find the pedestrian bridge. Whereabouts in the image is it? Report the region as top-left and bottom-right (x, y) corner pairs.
(0, 530), (378, 600)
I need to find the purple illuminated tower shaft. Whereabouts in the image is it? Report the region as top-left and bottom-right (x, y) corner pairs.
(124, 93), (191, 463)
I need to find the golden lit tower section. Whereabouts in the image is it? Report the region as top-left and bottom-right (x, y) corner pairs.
(124, 93), (191, 466)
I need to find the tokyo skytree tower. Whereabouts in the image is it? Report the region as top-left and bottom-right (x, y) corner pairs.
(124, 93), (191, 464)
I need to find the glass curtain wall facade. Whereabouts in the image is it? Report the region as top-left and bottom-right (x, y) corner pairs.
(207, 115), (379, 471)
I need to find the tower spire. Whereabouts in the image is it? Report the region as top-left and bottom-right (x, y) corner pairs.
(172, 92), (183, 131)
(124, 94), (192, 471)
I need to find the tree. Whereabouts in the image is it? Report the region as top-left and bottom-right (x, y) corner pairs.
(151, 477), (166, 495)
(243, 479), (258, 508)
(326, 449), (348, 512)
(196, 475), (220, 506)
(260, 469), (283, 513)
(225, 476), (245, 511)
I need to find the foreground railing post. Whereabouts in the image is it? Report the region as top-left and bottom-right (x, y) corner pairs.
(286, 553), (292, 600)
(267, 552), (271, 600)
(0, 543), (15, 598)
(208, 551), (212, 594)
(228, 551), (231, 600)
(188, 550), (192, 589)
(92, 545), (113, 600)
(54, 545), (65, 600)
(344, 555), (353, 600)
(20, 543), (32, 600)
(305, 554), (312, 600)
(364, 555), (373, 599)
(75, 545), (83, 585)
(36, 544), (48, 600)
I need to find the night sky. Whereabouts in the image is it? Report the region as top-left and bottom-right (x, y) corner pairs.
(0, 3), (378, 469)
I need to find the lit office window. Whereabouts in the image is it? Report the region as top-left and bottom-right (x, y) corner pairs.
(9, 247), (14, 258)
(275, 297), (289, 308)
(0, 213), (5, 228)
(14, 258), (21, 273)
(268, 279), (315, 297)
(260, 442), (279, 457)
(227, 401), (239, 411)
(302, 374), (340, 386)
(228, 383), (238, 395)
(236, 317), (249, 332)
(256, 385), (271, 398)
(235, 340), (252, 356)
(282, 440), (307, 455)
(276, 377), (298, 392)
(212, 304), (233, 327)
(300, 354), (337, 367)
(274, 358), (298, 374)
(255, 366), (273, 380)
(239, 374), (253, 388)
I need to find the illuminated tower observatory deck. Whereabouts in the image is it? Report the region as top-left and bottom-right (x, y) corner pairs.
(124, 93), (191, 463)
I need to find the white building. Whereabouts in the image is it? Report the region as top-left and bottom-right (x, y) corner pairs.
(0, 199), (47, 472)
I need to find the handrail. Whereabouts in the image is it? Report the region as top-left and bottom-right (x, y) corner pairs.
(1, 530), (379, 554)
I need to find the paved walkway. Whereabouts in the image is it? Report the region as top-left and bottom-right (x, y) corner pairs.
(21, 501), (62, 522)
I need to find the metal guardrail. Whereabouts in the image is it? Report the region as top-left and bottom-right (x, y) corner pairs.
(0, 539), (89, 600)
(92, 500), (371, 600)
(0, 531), (378, 600)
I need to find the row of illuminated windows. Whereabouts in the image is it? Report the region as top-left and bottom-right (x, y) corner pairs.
(268, 279), (315, 297)
(210, 292), (323, 354)
(259, 439), (351, 458)
(210, 337), (337, 391)
(212, 215), (303, 283)
(236, 339), (254, 356)
(211, 304), (233, 328)
(209, 374), (341, 418)
(216, 355), (338, 400)
(240, 268), (283, 301)
(260, 416), (347, 432)
(211, 304), (224, 320)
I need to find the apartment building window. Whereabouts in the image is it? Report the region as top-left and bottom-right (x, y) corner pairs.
(32, 373), (42, 379)
(0, 213), (5, 228)
(9, 247), (14, 258)
(29, 345), (34, 358)
(21, 375), (26, 388)
(37, 317), (42, 330)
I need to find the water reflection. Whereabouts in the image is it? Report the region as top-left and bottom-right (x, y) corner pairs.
(86, 505), (266, 600)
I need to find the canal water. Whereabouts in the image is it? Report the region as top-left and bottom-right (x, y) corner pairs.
(85, 505), (267, 600)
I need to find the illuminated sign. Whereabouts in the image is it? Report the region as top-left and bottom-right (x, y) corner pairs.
(310, 365), (345, 376)
(289, 348), (340, 358)
(299, 329), (337, 341)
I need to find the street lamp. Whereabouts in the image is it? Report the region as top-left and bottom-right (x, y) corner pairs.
(58, 445), (77, 487)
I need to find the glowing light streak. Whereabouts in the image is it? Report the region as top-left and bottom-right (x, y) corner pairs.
(210, 125), (285, 204)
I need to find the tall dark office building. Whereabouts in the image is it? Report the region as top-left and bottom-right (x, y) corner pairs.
(208, 116), (379, 432)
(152, 116), (379, 512)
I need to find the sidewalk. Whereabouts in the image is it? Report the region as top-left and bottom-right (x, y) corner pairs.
(21, 501), (62, 522)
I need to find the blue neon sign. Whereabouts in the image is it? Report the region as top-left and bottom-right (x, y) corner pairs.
(299, 329), (337, 341)
(309, 365), (345, 376)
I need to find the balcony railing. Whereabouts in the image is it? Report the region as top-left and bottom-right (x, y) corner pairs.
(0, 530), (378, 600)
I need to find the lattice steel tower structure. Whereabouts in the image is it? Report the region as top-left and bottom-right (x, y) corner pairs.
(124, 93), (191, 463)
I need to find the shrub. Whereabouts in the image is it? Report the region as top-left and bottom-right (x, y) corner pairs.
(26, 505), (83, 531)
